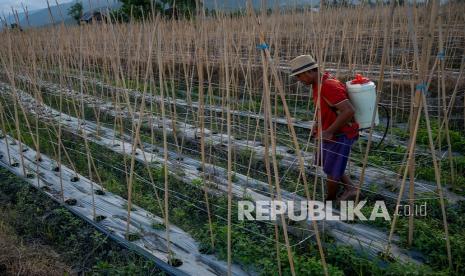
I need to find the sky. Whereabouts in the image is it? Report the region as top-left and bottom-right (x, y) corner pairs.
(0, 0), (74, 16)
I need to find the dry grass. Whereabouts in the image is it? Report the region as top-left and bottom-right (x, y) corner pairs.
(0, 219), (71, 276)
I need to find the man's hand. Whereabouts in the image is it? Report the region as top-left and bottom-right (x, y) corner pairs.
(322, 130), (334, 141)
(324, 100), (356, 138)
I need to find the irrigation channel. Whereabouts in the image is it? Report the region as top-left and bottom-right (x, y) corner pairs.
(1, 1), (465, 275)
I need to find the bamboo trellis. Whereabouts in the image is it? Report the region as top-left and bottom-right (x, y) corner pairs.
(0, 2), (464, 275)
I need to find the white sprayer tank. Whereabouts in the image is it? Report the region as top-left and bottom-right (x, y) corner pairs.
(345, 74), (379, 129)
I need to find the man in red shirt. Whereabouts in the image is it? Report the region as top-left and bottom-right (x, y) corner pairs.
(290, 55), (359, 201)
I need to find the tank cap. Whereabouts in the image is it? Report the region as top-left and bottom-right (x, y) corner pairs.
(351, 74), (370, 84)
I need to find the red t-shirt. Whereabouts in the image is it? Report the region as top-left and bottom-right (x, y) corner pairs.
(312, 72), (359, 139)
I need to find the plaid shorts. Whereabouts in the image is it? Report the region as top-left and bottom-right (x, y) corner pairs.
(315, 135), (357, 180)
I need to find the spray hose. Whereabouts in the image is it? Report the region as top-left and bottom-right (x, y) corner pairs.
(373, 103), (390, 150)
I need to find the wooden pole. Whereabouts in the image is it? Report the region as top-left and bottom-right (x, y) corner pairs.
(222, 22), (234, 276)
(355, 1), (396, 204)
(254, 16), (329, 276)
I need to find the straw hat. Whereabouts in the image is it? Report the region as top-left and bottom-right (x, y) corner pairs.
(289, 55), (318, 76)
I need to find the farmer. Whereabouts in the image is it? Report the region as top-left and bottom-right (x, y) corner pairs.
(290, 55), (359, 201)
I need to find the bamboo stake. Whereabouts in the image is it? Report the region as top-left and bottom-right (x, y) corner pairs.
(420, 77), (453, 270)
(254, 16), (329, 276)
(385, 80), (423, 257)
(125, 26), (156, 237)
(156, 23), (173, 263)
(78, 27), (97, 220)
(196, 43), (215, 250)
(355, 1), (396, 204)
(0, 102), (11, 165)
(4, 29), (26, 177)
(437, 11), (455, 185)
(222, 21), (234, 276)
(387, 2), (452, 269)
(259, 35), (297, 276)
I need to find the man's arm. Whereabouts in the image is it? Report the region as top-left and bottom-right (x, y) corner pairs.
(322, 99), (355, 140)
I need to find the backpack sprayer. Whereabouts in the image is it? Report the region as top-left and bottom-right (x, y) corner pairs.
(346, 74), (390, 149)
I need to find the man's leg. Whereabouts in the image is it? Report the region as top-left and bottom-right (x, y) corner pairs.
(322, 136), (357, 201)
(326, 176), (340, 201)
(339, 174), (357, 200)
(341, 174), (354, 187)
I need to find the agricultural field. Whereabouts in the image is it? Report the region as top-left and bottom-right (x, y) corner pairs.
(0, 1), (464, 275)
